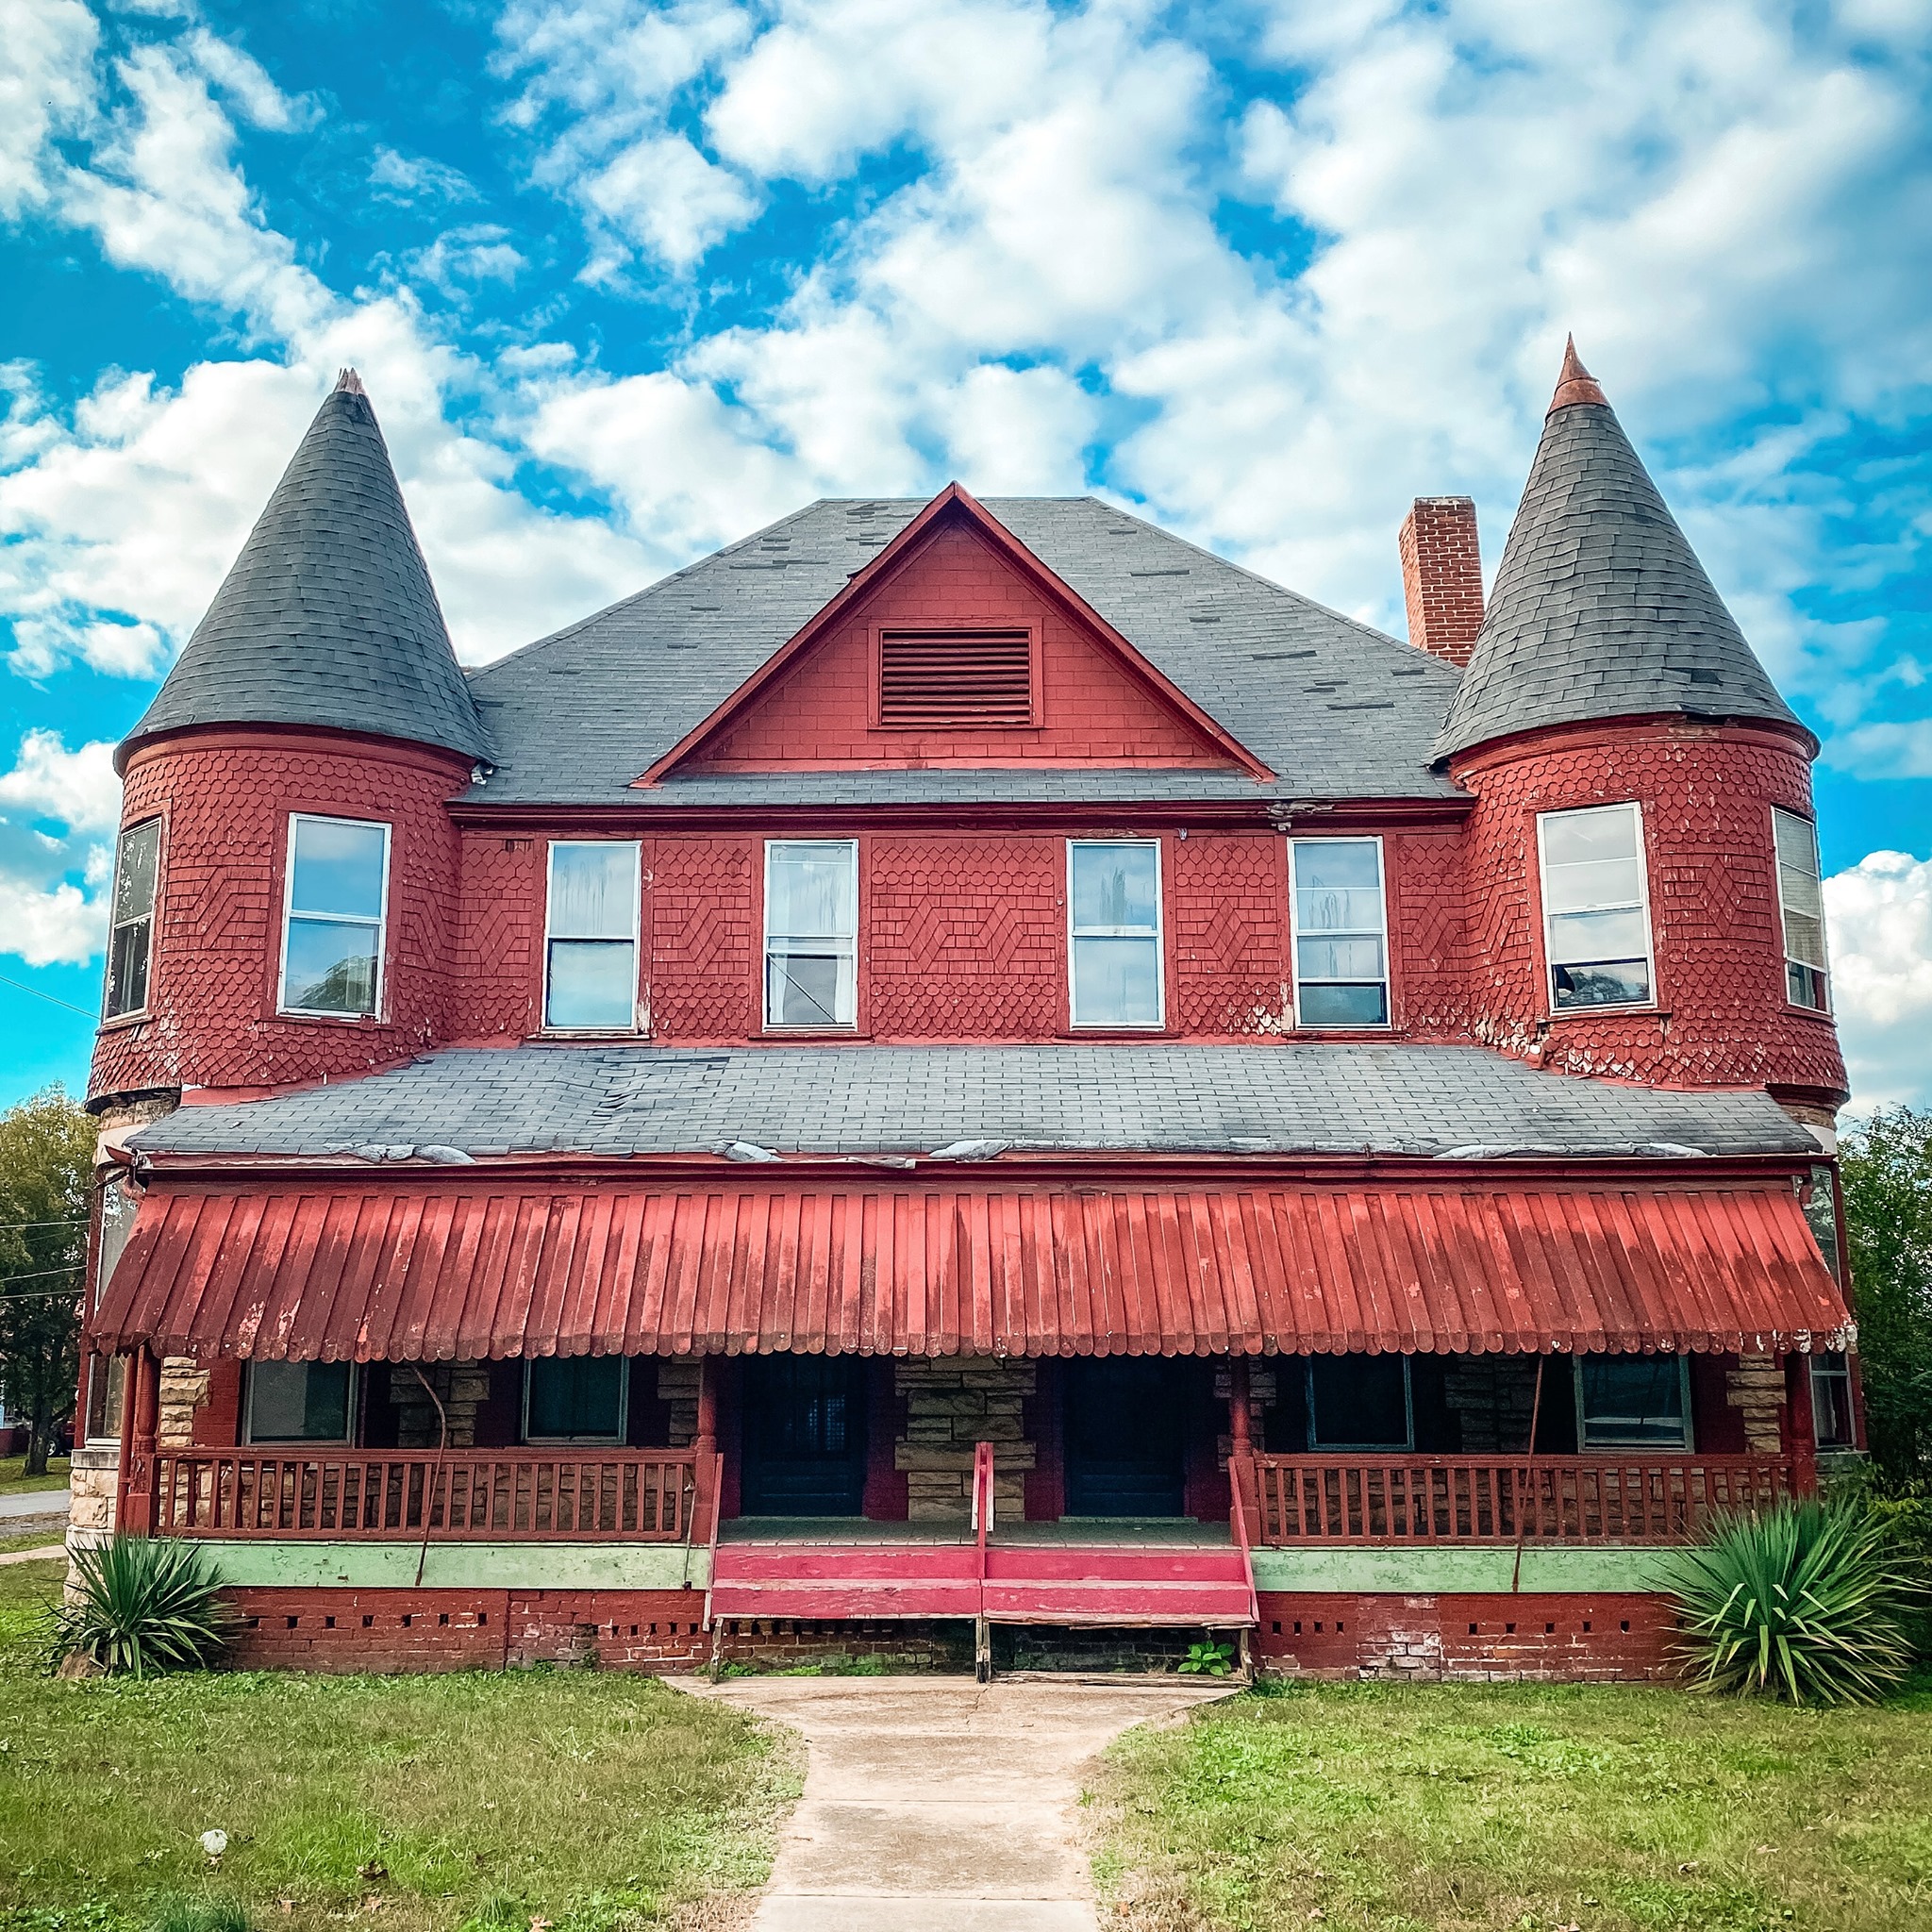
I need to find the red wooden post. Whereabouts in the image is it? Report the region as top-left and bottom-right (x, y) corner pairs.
(1226, 1356), (1256, 1539)
(693, 1355), (719, 1540)
(1784, 1352), (1820, 1496)
(120, 1348), (162, 1535)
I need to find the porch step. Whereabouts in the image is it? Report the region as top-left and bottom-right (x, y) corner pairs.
(707, 1541), (1257, 1628)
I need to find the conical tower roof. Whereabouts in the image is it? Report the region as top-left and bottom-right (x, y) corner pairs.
(1435, 341), (1807, 764)
(120, 372), (492, 772)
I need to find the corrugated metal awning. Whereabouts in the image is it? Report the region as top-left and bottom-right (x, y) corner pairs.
(90, 1174), (1851, 1361)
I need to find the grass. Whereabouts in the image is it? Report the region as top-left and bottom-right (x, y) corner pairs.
(0, 1456), (69, 1497)
(0, 1559), (803, 1932)
(1090, 1675), (1932, 1932)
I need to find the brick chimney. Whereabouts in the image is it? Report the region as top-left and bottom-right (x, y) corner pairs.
(1398, 496), (1484, 667)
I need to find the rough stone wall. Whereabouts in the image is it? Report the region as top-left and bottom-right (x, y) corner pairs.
(90, 728), (471, 1101)
(657, 1360), (700, 1447)
(1726, 1353), (1789, 1454)
(158, 1358), (208, 1448)
(1451, 720), (1847, 1097)
(67, 1444), (119, 1547)
(895, 1357), (1033, 1519)
(390, 1361), (490, 1448)
(1441, 1357), (1540, 1453)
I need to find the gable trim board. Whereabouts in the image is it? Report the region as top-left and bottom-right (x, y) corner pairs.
(633, 486), (1274, 785)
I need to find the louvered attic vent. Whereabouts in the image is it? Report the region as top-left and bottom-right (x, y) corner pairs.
(877, 628), (1035, 728)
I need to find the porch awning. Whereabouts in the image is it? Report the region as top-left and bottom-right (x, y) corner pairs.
(90, 1173), (1851, 1361)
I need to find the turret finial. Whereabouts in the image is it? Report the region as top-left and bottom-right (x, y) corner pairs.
(1548, 335), (1607, 412)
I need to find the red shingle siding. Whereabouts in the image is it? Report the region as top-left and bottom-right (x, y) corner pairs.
(1452, 720), (1846, 1097)
(648, 836), (760, 1039)
(452, 832), (543, 1041)
(692, 522), (1231, 770)
(1171, 832), (1291, 1035)
(91, 730), (471, 1101)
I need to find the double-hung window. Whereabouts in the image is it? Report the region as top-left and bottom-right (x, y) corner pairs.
(1575, 1355), (1690, 1449)
(1773, 808), (1830, 1011)
(103, 818), (161, 1018)
(1069, 840), (1163, 1028)
(279, 815), (390, 1017)
(1291, 838), (1390, 1026)
(524, 1357), (627, 1443)
(544, 841), (641, 1029)
(764, 840), (858, 1029)
(1810, 1353), (1856, 1450)
(245, 1361), (356, 1443)
(1537, 803), (1654, 1009)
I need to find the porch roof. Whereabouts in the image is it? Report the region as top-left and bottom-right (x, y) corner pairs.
(92, 1172), (1850, 1361)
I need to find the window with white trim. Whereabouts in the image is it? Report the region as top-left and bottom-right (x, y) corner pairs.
(764, 840), (858, 1028)
(1291, 838), (1390, 1026)
(524, 1357), (627, 1443)
(245, 1361), (356, 1443)
(1811, 1353), (1855, 1449)
(1773, 808), (1830, 1011)
(1069, 840), (1164, 1028)
(1537, 802), (1654, 1010)
(279, 815), (390, 1016)
(1575, 1355), (1690, 1449)
(544, 841), (641, 1030)
(1307, 1356), (1413, 1449)
(104, 818), (160, 1018)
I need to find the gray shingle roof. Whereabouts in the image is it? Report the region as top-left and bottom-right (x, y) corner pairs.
(122, 379), (492, 771)
(1436, 396), (1805, 763)
(464, 496), (1465, 806)
(134, 1042), (1814, 1161)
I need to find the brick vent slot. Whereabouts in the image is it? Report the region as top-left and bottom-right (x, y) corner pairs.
(877, 628), (1034, 727)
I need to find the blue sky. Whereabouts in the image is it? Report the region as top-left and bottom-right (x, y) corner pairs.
(2, 0), (1928, 1113)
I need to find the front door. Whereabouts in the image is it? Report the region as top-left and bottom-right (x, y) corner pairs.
(1063, 1357), (1187, 1516)
(740, 1355), (868, 1516)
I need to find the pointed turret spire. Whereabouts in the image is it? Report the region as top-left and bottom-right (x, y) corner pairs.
(1434, 341), (1807, 764)
(119, 377), (491, 772)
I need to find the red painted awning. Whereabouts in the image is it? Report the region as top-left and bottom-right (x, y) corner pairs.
(91, 1173), (1851, 1360)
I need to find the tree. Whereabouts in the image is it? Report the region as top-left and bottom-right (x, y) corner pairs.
(1840, 1106), (1932, 1490)
(0, 1087), (96, 1475)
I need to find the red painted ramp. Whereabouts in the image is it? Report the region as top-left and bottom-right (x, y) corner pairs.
(707, 1541), (1256, 1628)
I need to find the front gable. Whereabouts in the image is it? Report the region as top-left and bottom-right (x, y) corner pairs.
(637, 487), (1270, 782)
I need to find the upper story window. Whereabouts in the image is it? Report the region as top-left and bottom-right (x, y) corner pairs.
(279, 815), (389, 1017)
(1069, 840), (1163, 1028)
(103, 818), (160, 1019)
(1537, 802), (1654, 1010)
(765, 840), (858, 1029)
(1291, 838), (1390, 1026)
(245, 1361), (356, 1443)
(876, 628), (1035, 728)
(524, 1357), (627, 1443)
(1576, 1355), (1690, 1449)
(545, 841), (641, 1030)
(1773, 808), (1830, 1011)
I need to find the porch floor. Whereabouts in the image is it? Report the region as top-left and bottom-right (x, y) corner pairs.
(720, 1516), (1234, 1548)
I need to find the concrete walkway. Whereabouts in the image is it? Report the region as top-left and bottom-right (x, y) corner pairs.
(692, 1675), (1233, 1931)
(0, 1489), (69, 1522)
(0, 1544), (63, 1566)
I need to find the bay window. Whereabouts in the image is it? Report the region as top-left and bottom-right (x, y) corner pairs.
(1291, 838), (1390, 1026)
(544, 841), (641, 1030)
(1069, 840), (1164, 1027)
(279, 814), (390, 1017)
(1773, 808), (1830, 1011)
(764, 840), (858, 1029)
(104, 818), (160, 1019)
(1537, 802), (1654, 1009)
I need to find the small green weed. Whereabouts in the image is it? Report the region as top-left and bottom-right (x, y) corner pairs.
(1178, 1639), (1235, 1676)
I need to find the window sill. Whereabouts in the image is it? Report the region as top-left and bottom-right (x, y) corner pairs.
(761, 1025), (863, 1039)
(274, 1009), (392, 1029)
(1541, 1006), (1671, 1024)
(1059, 1026), (1169, 1040)
(97, 1009), (151, 1033)
(1782, 1002), (1838, 1024)
(532, 1028), (650, 1041)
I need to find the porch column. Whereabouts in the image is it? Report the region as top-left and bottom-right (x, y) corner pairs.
(1226, 1356), (1256, 1531)
(119, 1347), (162, 1536)
(1783, 1352), (1820, 1496)
(693, 1356), (719, 1537)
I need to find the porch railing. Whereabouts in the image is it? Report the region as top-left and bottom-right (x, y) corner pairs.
(153, 1449), (700, 1541)
(1245, 1453), (1795, 1545)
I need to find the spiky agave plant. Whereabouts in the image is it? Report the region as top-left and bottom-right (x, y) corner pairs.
(1670, 1500), (1922, 1706)
(53, 1536), (237, 1678)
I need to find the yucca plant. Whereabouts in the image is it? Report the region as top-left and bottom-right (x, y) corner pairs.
(52, 1536), (237, 1678)
(1670, 1500), (1923, 1706)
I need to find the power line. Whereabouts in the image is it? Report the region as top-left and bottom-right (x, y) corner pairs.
(0, 1284), (85, 1300)
(0, 1264), (85, 1284)
(0, 972), (99, 1022)
(0, 1220), (90, 1233)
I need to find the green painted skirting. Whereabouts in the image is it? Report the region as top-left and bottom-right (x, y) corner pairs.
(196, 1541), (708, 1591)
(1250, 1544), (1688, 1594)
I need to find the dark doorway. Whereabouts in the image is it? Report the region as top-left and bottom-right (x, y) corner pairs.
(1063, 1357), (1187, 1516)
(740, 1355), (868, 1516)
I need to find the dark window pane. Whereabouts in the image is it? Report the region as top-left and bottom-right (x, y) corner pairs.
(1811, 1355), (1856, 1449)
(1552, 959), (1651, 1008)
(111, 821), (159, 922)
(1308, 1355), (1410, 1448)
(107, 916), (151, 1017)
(249, 1361), (352, 1441)
(1579, 1356), (1687, 1446)
(1298, 981), (1389, 1026)
(527, 1356), (625, 1440)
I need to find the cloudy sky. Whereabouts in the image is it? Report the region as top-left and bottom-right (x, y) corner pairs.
(2, 0), (1928, 1113)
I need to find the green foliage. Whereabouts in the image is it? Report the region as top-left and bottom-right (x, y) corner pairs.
(1178, 1638), (1236, 1676)
(50, 1538), (237, 1678)
(0, 1087), (96, 1477)
(144, 1902), (247, 1932)
(1840, 1105), (1932, 1487)
(1670, 1500), (1923, 1705)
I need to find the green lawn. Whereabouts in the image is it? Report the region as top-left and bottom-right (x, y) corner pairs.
(0, 1560), (802, 1932)
(1091, 1676), (1932, 1932)
(0, 1455), (69, 1496)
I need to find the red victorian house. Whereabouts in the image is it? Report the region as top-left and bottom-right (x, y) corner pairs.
(75, 345), (1857, 1679)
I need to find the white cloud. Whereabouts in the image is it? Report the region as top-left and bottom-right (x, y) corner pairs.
(406, 224), (528, 297)
(578, 133), (759, 274)
(0, 872), (103, 968)
(0, 729), (119, 834)
(1825, 850), (1932, 1110)
(0, 729), (119, 969)
(370, 145), (479, 205)
(0, 0), (97, 221)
